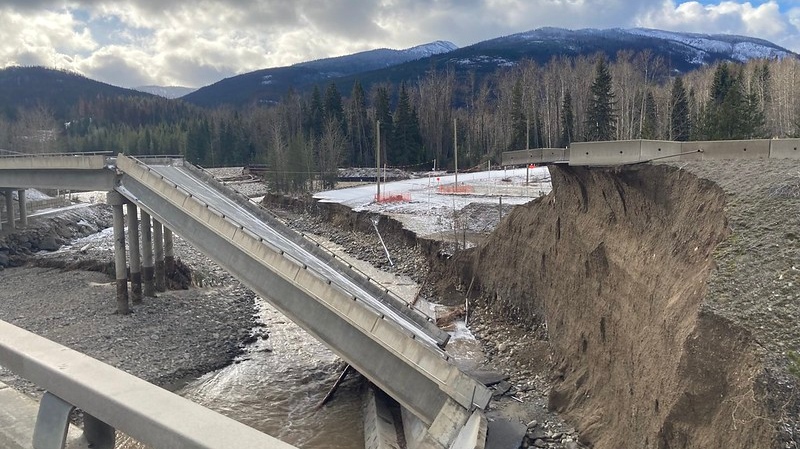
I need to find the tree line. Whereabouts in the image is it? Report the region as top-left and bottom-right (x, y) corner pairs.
(1, 52), (799, 192)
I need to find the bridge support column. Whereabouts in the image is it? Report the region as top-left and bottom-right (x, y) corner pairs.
(140, 210), (156, 297)
(126, 203), (142, 304)
(107, 191), (130, 315)
(0, 195), (3, 231)
(164, 228), (175, 278)
(4, 190), (15, 231)
(153, 220), (166, 292)
(401, 399), (472, 449)
(17, 189), (27, 227)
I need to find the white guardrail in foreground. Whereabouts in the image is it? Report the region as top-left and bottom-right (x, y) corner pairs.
(0, 319), (296, 449)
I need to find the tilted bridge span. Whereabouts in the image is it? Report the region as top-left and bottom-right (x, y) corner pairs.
(0, 153), (491, 449)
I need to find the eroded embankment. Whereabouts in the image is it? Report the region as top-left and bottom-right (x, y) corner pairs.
(456, 164), (798, 449)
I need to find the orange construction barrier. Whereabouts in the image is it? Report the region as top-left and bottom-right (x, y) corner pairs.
(375, 192), (411, 203)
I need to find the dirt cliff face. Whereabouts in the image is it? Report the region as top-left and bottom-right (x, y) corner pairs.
(464, 163), (798, 448)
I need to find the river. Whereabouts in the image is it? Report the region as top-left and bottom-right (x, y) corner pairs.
(115, 236), (460, 449)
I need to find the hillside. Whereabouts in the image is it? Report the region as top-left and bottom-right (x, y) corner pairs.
(182, 41), (458, 107)
(452, 160), (800, 448)
(0, 66), (154, 119)
(184, 27), (796, 108)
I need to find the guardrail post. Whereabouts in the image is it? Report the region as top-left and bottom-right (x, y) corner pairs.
(17, 189), (27, 227)
(83, 413), (115, 449)
(107, 191), (130, 315)
(4, 190), (15, 231)
(140, 210), (155, 297)
(127, 202), (142, 304)
(32, 392), (74, 449)
(153, 220), (166, 292)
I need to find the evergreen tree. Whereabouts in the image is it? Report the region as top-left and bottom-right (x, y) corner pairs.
(303, 85), (323, 138)
(585, 57), (617, 141)
(669, 77), (691, 141)
(559, 90), (574, 147)
(510, 79), (527, 149)
(347, 80), (371, 166)
(641, 91), (658, 140)
(390, 83), (423, 165)
(700, 63), (753, 140)
(373, 86), (393, 166)
(323, 82), (345, 127)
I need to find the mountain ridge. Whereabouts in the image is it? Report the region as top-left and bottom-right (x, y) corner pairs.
(182, 27), (795, 107)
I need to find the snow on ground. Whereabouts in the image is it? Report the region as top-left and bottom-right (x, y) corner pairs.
(314, 167), (551, 238)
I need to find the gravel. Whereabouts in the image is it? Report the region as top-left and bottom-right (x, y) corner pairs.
(0, 204), (259, 397)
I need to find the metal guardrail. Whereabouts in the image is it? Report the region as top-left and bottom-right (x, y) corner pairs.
(0, 151), (114, 158)
(115, 154), (492, 425)
(185, 159), (448, 345)
(0, 319), (297, 449)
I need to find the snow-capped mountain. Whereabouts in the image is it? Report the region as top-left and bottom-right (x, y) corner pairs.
(293, 40), (458, 74)
(403, 40), (459, 58)
(134, 85), (197, 99)
(459, 27), (793, 71)
(183, 27), (796, 107)
(185, 40), (458, 106)
(624, 28), (791, 62)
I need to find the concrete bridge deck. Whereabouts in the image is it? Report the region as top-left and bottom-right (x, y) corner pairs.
(0, 152), (492, 448)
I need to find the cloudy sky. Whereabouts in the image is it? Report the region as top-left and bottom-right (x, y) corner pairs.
(1, 1), (798, 88)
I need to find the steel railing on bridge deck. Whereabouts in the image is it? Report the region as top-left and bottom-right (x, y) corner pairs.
(115, 154), (491, 428)
(0, 319), (296, 449)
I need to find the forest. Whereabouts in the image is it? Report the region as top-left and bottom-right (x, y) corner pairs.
(0, 51), (797, 192)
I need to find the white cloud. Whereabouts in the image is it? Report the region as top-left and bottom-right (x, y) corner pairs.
(0, 1), (798, 88)
(636, 1), (797, 49)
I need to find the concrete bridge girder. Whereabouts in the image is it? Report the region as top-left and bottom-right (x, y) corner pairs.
(114, 155), (491, 430)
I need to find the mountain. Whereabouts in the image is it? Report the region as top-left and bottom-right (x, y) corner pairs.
(182, 41), (458, 107)
(134, 85), (197, 99)
(0, 66), (154, 119)
(184, 27), (795, 108)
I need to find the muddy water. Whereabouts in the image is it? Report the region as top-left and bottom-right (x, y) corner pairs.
(117, 298), (365, 449)
(178, 299), (365, 448)
(117, 234), (481, 449)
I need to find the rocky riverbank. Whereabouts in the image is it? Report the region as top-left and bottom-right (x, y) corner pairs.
(0, 203), (259, 397)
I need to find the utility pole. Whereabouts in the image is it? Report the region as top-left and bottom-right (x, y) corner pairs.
(376, 120), (381, 201)
(454, 118), (458, 189)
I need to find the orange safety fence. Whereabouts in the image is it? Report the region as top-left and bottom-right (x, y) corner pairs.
(437, 184), (474, 194)
(375, 192), (411, 203)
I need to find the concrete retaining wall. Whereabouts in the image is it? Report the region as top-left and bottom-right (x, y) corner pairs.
(680, 140), (770, 161)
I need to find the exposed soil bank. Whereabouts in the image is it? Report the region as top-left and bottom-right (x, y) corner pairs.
(452, 162), (799, 449)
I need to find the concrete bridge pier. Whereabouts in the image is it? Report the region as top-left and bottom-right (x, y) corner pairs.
(4, 190), (15, 231)
(153, 220), (166, 292)
(17, 189), (27, 227)
(126, 202), (143, 304)
(140, 210), (156, 297)
(164, 228), (175, 278)
(107, 191), (130, 315)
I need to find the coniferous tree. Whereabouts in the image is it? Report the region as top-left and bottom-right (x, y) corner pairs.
(347, 81), (371, 166)
(585, 57), (617, 141)
(560, 90), (574, 147)
(669, 77), (691, 141)
(373, 86), (393, 166)
(323, 82), (345, 127)
(700, 63), (751, 140)
(390, 83), (423, 165)
(303, 85), (323, 138)
(510, 79), (527, 149)
(641, 91), (658, 140)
